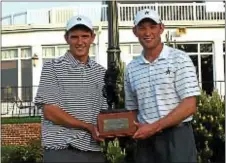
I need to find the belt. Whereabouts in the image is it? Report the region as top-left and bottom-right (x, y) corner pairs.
(67, 145), (101, 153)
(67, 145), (82, 152)
(177, 121), (190, 127)
(160, 121), (191, 133)
(44, 145), (80, 151)
(44, 146), (67, 150)
(44, 145), (100, 153)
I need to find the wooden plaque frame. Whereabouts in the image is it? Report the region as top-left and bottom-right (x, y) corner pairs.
(97, 110), (137, 138)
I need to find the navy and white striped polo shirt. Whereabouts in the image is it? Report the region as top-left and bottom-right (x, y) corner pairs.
(124, 44), (200, 124)
(35, 52), (107, 151)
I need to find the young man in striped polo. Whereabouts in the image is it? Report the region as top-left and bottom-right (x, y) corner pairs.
(124, 9), (201, 163)
(35, 15), (107, 162)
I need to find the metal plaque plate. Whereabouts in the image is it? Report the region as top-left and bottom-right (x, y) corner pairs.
(103, 118), (129, 132)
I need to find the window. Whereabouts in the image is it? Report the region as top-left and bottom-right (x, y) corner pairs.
(42, 47), (55, 58)
(89, 45), (96, 60)
(21, 48), (32, 58)
(175, 42), (214, 95)
(120, 45), (131, 54)
(200, 43), (213, 53)
(42, 46), (65, 64)
(1, 47), (32, 102)
(132, 45), (142, 54)
(119, 43), (142, 61)
(1, 49), (18, 102)
(119, 43), (143, 60)
(1, 60), (18, 101)
(132, 44), (143, 58)
(1, 49), (18, 59)
(21, 48), (32, 101)
(223, 42), (225, 53)
(42, 44), (96, 63)
(177, 43), (198, 53)
(120, 42), (214, 94)
(223, 42), (225, 74)
(57, 46), (68, 56)
(189, 55), (198, 76)
(201, 55), (213, 95)
(21, 60), (32, 101)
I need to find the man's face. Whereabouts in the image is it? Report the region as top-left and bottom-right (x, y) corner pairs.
(133, 19), (164, 50)
(65, 27), (95, 58)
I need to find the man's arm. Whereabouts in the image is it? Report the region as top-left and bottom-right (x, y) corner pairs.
(157, 54), (200, 131)
(43, 104), (92, 131)
(133, 96), (197, 139)
(157, 96), (196, 131)
(156, 53), (200, 131)
(36, 60), (91, 130)
(43, 104), (103, 141)
(35, 61), (102, 141)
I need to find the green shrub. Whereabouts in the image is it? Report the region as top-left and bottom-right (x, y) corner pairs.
(25, 138), (43, 163)
(1, 146), (18, 163)
(101, 138), (126, 163)
(1, 138), (43, 163)
(115, 60), (125, 109)
(192, 90), (225, 163)
(101, 90), (225, 163)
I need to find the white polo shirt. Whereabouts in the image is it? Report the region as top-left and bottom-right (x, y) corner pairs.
(124, 44), (200, 124)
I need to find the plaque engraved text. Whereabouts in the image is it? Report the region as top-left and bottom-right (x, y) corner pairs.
(103, 118), (129, 132)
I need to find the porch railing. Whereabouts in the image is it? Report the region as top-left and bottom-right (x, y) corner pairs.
(118, 3), (225, 22)
(1, 80), (225, 117)
(1, 2), (225, 26)
(1, 86), (40, 117)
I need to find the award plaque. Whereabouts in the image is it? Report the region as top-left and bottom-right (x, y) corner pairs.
(98, 61), (137, 138)
(97, 109), (137, 138)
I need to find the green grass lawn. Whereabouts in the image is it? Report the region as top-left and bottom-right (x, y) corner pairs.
(2, 116), (41, 124)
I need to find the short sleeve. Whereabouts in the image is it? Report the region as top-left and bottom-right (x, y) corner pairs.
(175, 54), (201, 100)
(124, 67), (138, 110)
(35, 61), (61, 107)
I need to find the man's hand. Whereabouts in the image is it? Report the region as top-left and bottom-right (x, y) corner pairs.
(87, 124), (104, 142)
(132, 121), (161, 139)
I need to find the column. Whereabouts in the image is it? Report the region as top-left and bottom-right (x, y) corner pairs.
(214, 40), (224, 96)
(32, 45), (43, 101)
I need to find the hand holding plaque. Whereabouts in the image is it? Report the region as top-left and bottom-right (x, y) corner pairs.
(97, 109), (137, 138)
(98, 62), (137, 138)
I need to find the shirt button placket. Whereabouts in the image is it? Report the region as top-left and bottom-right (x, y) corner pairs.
(149, 63), (155, 86)
(81, 65), (92, 122)
(80, 65), (85, 89)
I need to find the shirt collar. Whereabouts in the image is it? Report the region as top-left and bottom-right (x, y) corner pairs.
(158, 44), (170, 60)
(138, 44), (170, 64)
(65, 51), (95, 68)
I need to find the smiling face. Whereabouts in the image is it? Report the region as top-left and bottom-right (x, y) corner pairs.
(133, 18), (164, 51)
(64, 25), (95, 62)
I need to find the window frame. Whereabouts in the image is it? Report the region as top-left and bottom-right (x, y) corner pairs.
(1, 46), (33, 102)
(42, 44), (96, 61)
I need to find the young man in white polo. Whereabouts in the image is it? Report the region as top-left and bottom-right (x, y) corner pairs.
(124, 9), (200, 163)
(35, 15), (107, 162)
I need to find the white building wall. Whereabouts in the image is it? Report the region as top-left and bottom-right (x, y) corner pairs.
(96, 28), (108, 69)
(2, 31), (67, 46)
(2, 26), (225, 97)
(213, 40), (225, 95)
(32, 45), (43, 101)
(117, 28), (225, 42)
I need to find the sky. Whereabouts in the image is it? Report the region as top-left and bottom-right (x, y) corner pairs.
(2, 2), (102, 16)
(2, 1), (225, 16)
